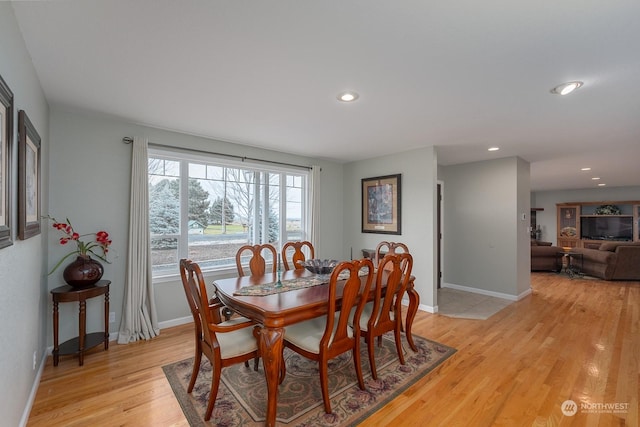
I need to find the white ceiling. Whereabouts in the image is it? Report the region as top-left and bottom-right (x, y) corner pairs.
(11, 1), (640, 191)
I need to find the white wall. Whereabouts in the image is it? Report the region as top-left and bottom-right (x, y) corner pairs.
(48, 108), (346, 330)
(516, 157), (531, 295)
(441, 157), (530, 298)
(343, 147), (439, 311)
(0, 4), (50, 426)
(532, 186), (640, 245)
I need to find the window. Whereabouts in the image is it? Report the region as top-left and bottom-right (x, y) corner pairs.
(148, 149), (309, 278)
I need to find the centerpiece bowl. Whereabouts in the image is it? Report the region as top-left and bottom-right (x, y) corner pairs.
(300, 259), (338, 275)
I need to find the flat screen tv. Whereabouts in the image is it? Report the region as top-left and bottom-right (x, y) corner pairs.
(580, 216), (633, 241)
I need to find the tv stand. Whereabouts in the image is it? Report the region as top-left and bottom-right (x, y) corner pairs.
(556, 201), (640, 248)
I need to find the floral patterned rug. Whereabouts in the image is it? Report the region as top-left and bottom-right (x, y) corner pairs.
(162, 333), (456, 426)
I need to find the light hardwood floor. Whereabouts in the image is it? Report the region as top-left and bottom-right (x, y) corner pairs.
(28, 273), (639, 426)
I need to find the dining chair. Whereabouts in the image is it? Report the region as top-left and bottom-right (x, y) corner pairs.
(281, 240), (315, 270)
(374, 241), (410, 332)
(179, 259), (261, 421)
(356, 252), (413, 380)
(281, 258), (374, 414)
(235, 243), (278, 276)
(374, 241), (410, 270)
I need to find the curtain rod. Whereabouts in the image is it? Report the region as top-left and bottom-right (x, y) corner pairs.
(122, 136), (312, 171)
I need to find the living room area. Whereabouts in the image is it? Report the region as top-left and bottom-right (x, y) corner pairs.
(530, 192), (640, 280)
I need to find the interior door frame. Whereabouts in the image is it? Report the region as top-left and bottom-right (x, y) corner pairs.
(437, 180), (443, 289)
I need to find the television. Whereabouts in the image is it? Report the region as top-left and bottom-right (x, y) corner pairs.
(580, 216), (633, 241)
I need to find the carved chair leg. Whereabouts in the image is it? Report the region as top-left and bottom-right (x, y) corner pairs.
(204, 364), (222, 421)
(394, 327), (405, 365)
(188, 350), (202, 393)
(279, 348), (286, 384)
(367, 336), (378, 380)
(353, 341), (366, 390)
(319, 361), (332, 413)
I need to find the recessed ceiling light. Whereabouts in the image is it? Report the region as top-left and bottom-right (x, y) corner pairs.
(598, 183), (606, 187)
(581, 167), (591, 171)
(591, 177), (600, 180)
(550, 81), (583, 95)
(488, 147), (500, 152)
(337, 91), (359, 102)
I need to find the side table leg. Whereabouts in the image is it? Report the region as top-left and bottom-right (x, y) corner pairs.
(53, 301), (59, 366)
(79, 300), (86, 366)
(104, 290), (110, 350)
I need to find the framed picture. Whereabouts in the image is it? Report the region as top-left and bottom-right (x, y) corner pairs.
(0, 74), (13, 249)
(361, 174), (401, 235)
(18, 110), (41, 240)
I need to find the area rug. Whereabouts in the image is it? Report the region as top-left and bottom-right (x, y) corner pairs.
(163, 334), (456, 426)
(555, 270), (600, 280)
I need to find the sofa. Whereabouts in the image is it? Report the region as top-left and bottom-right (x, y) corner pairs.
(531, 240), (562, 272)
(572, 242), (640, 280)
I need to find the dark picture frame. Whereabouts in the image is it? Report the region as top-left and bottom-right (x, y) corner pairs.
(0, 74), (14, 249)
(361, 173), (401, 235)
(18, 110), (41, 240)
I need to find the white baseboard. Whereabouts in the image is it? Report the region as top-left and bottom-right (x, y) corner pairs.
(20, 349), (47, 427)
(400, 296), (437, 314)
(516, 288), (532, 300)
(418, 302), (438, 313)
(159, 316), (193, 330)
(442, 282), (531, 301)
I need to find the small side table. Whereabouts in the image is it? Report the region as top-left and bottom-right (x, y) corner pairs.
(555, 252), (583, 278)
(51, 280), (110, 366)
(566, 252), (584, 276)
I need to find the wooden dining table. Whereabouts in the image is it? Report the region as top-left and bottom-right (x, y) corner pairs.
(214, 268), (420, 427)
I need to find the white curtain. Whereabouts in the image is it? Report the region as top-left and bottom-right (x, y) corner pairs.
(309, 165), (321, 249)
(118, 137), (160, 343)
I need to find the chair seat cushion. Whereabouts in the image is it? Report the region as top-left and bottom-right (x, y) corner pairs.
(284, 313), (348, 354)
(216, 323), (259, 359)
(352, 300), (395, 332)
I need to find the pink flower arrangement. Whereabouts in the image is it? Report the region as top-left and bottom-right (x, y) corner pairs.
(46, 216), (112, 274)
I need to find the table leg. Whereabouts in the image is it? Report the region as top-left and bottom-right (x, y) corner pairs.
(256, 326), (284, 427)
(405, 280), (420, 352)
(53, 301), (59, 366)
(79, 300), (86, 366)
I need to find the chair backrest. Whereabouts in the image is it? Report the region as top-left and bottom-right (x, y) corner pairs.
(180, 259), (222, 357)
(235, 244), (278, 277)
(282, 241), (315, 270)
(368, 253), (413, 331)
(321, 259), (374, 355)
(180, 257), (223, 323)
(374, 241), (410, 270)
(179, 258), (204, 342)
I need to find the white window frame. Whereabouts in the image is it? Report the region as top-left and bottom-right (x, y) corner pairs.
(148, 147), (310, 281)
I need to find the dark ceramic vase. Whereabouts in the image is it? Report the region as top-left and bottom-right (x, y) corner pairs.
(63, 255), (104, 288)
